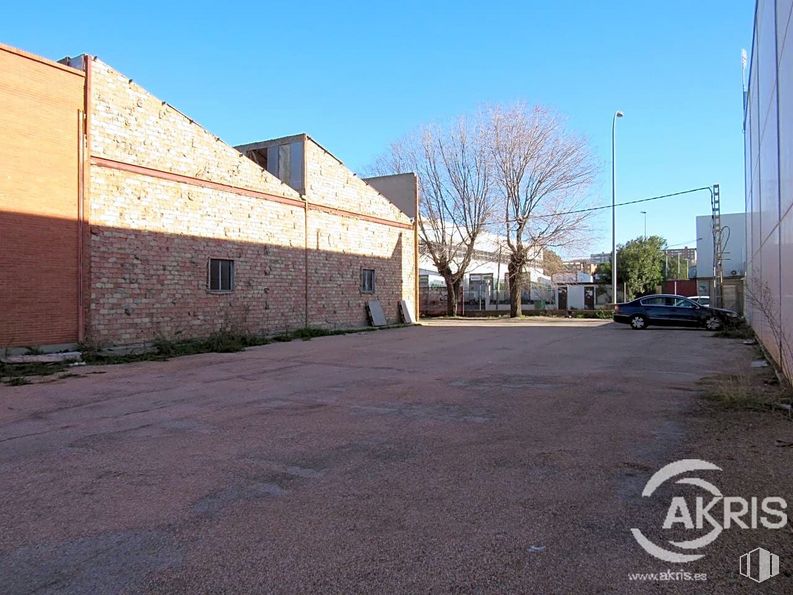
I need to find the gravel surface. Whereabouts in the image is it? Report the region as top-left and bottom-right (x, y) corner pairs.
(0, 319), (790, 593)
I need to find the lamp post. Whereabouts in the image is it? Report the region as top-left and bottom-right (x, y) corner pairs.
(612, 110), (624, 304)
(641, 210), (647, 239)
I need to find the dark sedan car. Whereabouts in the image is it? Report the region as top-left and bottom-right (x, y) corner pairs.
(613, 294), (738, 330)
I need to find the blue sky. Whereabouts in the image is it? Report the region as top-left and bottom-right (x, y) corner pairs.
(3, 1), (754, 257)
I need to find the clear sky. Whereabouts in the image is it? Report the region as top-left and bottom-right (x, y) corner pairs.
(3, 1), (754, 257)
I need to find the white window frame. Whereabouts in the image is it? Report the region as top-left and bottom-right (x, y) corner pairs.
(208, 258), (235, 292)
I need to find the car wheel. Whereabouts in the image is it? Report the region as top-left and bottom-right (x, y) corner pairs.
(630, 314), (648, 330)
(705, 316), (722, 331)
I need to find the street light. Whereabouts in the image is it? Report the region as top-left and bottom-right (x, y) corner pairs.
(641, 210), (647, 239)
(612, 110), (623, 304)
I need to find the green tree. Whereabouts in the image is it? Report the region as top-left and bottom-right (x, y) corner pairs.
(617, 236), (667, 299)
(594, 261), (611, 283)
(594, 236), (667, 300)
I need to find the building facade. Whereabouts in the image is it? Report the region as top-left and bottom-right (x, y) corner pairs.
(417, 232), (552, 313)
(694, 213), (746, 312)
(0, 44), (417, 349)
(663, 247), (697, 265)
(744, 0), (793, 378)
(561, 258), (598, 276)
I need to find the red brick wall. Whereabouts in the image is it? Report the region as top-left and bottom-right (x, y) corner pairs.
(0, 45), (85, 347)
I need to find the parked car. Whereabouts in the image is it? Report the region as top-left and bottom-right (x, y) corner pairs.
(613, 294), (737, 330)
(688, 295), (711, 307)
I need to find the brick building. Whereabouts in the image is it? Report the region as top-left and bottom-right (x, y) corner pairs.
(0, 44), (417, 349)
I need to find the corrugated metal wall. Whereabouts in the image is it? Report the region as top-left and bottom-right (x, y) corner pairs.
(0, 45), (85, 347)
(745, 0), (793, 378)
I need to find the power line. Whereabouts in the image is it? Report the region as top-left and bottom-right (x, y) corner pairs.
(667, 238), (700, 248)
(542, 186), (713, 217)
(483, 185), (713, 225)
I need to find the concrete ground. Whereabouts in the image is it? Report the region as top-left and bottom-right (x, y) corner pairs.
(1, 319), (791, 593)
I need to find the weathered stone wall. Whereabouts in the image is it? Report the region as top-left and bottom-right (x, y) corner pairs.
(304, 139), (411, 223)
(306, 210), (409, 327)
(302, 137), (416, 326)
(89, 168), (307, 345)
(86, 58), (415, 346)
(90, 59), (299, 199)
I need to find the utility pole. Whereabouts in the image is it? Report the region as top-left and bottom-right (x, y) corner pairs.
(611, 110), (624, 304)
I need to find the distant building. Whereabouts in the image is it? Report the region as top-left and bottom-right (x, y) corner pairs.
(695, 213), (746, 312)
(562, 258), (597, 275)
(418, 232), (552, 312)
(551, 271), (593, 284)
(664, 246), (697, 263)
(695, 214), (746, 279)
(590, 252), (611, 265)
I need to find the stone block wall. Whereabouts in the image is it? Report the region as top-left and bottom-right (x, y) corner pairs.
(307, 210), (409, 328)
(304, 138), (411, 223)
(85, 57), (415, 346)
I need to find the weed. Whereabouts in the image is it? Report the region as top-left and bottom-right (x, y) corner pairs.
(4, 324), (410, 382)
(700, 372), (792, 412)
(203, 331), (248, 353)
(714, 321), (755, 340)
(1, 361), (69, 386)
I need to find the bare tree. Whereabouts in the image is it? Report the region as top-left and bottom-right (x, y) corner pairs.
(369, 117), (493, 315)
(486, 104), (596, 317)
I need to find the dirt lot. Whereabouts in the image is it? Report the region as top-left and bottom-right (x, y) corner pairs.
(1, 319), (791, 593)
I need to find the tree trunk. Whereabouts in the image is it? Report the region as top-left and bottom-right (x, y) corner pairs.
(444, 276), (460, 316)
(507, 258), (524, 318)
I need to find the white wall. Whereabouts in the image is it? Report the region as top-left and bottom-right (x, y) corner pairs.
(696, 212), (747, 277)
(745, 0), (793, 377)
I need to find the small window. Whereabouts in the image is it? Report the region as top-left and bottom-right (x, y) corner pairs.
(361, 268), (375, 293)
(208, 259), (234, 292)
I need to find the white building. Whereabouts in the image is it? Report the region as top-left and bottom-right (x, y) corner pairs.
(744, 0), (793, 378)
(419, 232), (553, 309)
(695, 213), (746, 311)
(695, 213), (746, 279)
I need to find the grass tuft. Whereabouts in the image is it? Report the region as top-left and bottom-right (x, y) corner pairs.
(3, 324), (413, 384)
(713, 320), (755, 339)
(1, 361), (69, 386)
(700, 372), (792, 412)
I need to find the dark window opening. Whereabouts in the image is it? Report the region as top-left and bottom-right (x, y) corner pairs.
(209, 259), (234, 292)
(246, 148), (268, 170)
(361, 268), (375, 293)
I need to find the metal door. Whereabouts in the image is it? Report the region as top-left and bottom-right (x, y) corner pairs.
(558, 287), (568, 310)
(584, 286), (595, 309)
